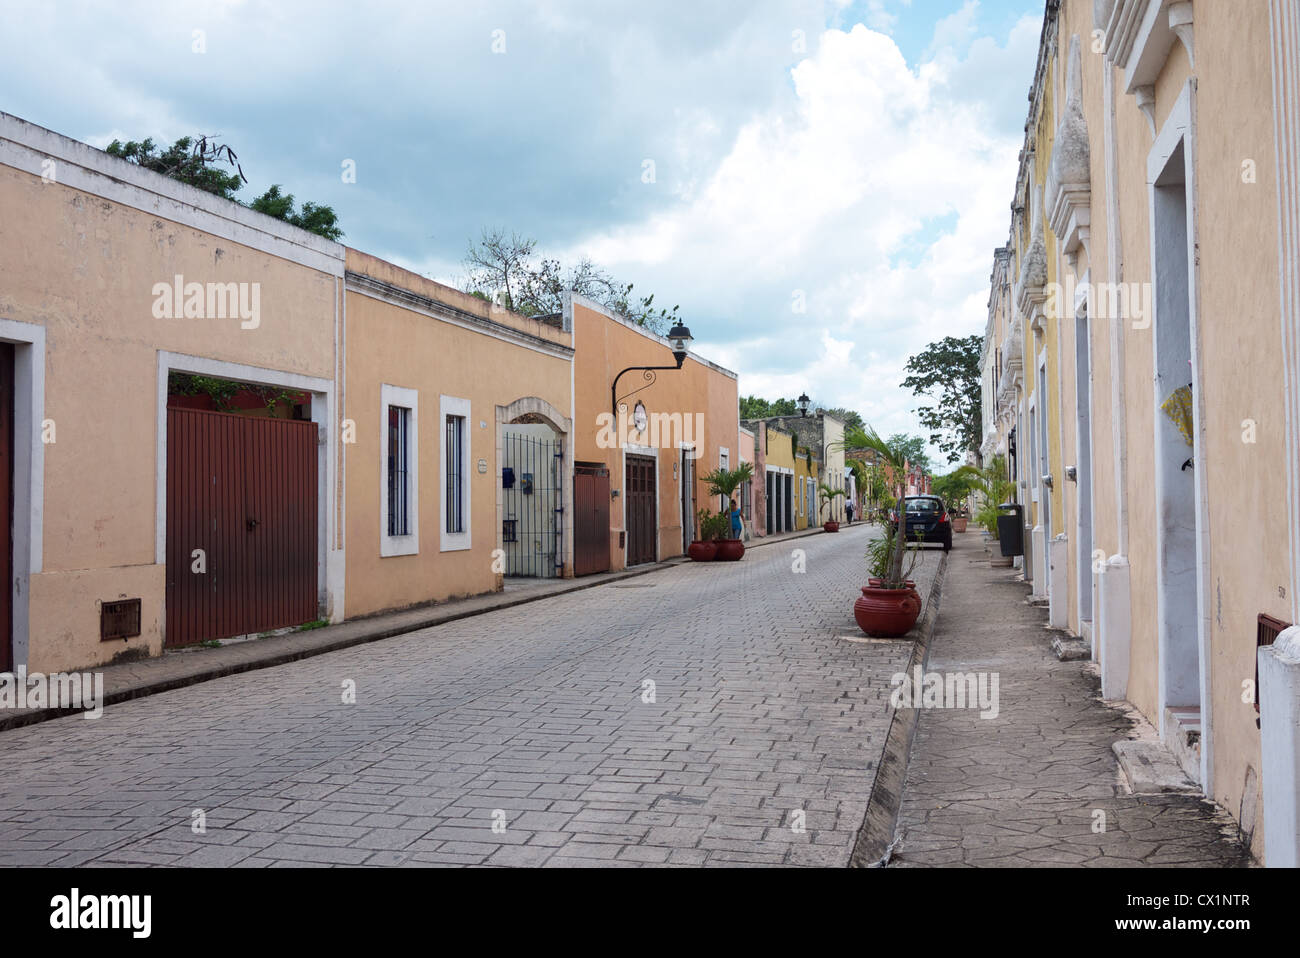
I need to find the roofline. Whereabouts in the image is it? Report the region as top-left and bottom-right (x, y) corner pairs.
(564, 291), (739, 381)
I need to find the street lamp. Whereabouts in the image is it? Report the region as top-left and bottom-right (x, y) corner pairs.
(611, 323), (694, 417)
(797, 392), (811, 417)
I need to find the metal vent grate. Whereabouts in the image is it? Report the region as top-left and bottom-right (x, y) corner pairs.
(1256, 613), (1291, 724)
(101, 598), (142, 641)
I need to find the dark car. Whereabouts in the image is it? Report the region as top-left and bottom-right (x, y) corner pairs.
(888, 495), (952, 551)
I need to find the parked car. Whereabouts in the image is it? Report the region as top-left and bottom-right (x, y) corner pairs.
(888, 495), (953, 551)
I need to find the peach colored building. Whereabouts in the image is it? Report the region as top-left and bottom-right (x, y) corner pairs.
(0, 111), (346, 673)
(342, 251), (574, 617)
(568, 295), (738, 571)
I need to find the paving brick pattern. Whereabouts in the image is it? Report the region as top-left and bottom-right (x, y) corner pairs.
(890, 534), (1253, 868)
(0, 525), (938, 867)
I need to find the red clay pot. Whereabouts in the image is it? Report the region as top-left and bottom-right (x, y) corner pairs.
(823, 521), (840, 533)
(714, 539), (745, 562)
(854, 585), (922, 638)
(688, 541), (717, 562)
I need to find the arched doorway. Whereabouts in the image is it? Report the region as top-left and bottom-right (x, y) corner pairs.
(495, 398), (573, 580)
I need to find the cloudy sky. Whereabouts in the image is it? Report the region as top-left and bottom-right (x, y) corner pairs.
(4, 0), (1044, 463)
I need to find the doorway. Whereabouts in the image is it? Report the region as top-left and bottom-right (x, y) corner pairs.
(625, 454), (657, 566)
(1152, 139), (1203, 720)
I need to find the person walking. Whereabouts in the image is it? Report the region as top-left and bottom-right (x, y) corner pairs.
(730, 498), (743, 540)
(845, 499), (855, 525)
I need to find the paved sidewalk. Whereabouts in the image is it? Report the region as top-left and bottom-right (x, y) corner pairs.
(888, 532), (1253, 868)
(1, 524), (831, 733)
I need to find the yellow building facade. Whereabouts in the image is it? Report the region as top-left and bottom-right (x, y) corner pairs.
(985, 0), (1300, 864)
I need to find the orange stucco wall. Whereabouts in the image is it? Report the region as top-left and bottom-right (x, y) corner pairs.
(342, 250), (574, 617)
(570, 299), (738, 570)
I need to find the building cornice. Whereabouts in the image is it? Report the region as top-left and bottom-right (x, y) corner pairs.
(346, 271), (575, 361)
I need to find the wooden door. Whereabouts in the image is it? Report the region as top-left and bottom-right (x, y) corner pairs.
(624, 455), (656, 567)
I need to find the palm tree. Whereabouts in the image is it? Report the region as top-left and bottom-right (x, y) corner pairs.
(836, 425), (913, 586)
(700, 463), (755, 539)
(817, 482), (844, 524)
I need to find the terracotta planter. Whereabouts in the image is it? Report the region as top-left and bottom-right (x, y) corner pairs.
(823, 521), (840, 533)
(952, 517), (968, 533)
(854, 585), (923, 638)
(714, 539), (745, 562)
(688, 540), (717, 562)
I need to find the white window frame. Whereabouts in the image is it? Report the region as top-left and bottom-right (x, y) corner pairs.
(440, 394), (472, 552)
(381, 384), (419, 557)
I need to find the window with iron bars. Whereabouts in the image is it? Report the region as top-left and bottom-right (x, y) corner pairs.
(387, 404), (411, 537)
(446, 414), (465, 534)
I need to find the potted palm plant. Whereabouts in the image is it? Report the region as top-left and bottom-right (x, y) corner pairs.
(699, 463), (754, 561)
(818, 483), (844, 532)
(688, 508), (722, 562)
(956, 456), (1017, 567)
(834, 427), (924, 637)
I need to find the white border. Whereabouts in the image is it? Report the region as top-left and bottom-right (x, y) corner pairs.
(156, 351), (339, 623)
(0, 319), (45, 669)
(1146, 80), (1212, 792)
(621, 443), (660, 566)
(380, 383), (419, 558)
(440, 394), (473, 552)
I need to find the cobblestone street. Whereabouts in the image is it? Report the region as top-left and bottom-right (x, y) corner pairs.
(0, 525), (940, 867)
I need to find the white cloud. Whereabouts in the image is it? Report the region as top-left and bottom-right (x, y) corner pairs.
(558, 14), (1037, 463)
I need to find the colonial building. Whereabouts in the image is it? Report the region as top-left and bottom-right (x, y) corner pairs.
(982, 0), (1300, 865)
(568, 294), (738, 571)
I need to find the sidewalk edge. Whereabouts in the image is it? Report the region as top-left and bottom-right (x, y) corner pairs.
(849, 549), (950, 868)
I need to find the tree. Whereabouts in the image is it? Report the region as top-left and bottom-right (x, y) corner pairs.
(821, 407), (864, 432)
(106, 134), (344, 240)
(836, 426), (918, 587)
(901, 334), (983, 465)
(106, 136), (246, 200)
(463, 228), (678, 332)
(739, 396), (797, 419)
(886, 434), (931, 474)
(248, 185), (343, 241)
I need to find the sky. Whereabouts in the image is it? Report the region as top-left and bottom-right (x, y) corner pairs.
(2, 0), (1045, 467)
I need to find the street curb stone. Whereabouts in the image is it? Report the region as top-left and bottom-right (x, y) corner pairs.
(848, 548), (950, 868)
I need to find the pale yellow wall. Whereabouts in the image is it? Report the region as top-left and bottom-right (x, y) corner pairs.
(1192, 0), (1288, 857)
(343, 249), (573, 617)
(0, 159), (338, 673)
(1054, 0), (1284, 858)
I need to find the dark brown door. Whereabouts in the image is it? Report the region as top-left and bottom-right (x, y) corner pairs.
(0, 344), (12, 672)
(166, 407), (318, 647)
(625, 455), (656, 567)
(573, 464), (611, 576)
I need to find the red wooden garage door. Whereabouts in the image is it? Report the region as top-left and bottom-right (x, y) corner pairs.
(166, 407), (318, 647)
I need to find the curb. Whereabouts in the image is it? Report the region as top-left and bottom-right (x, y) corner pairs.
(0, 558), (685, 734)
(849, 547), (950, 868)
